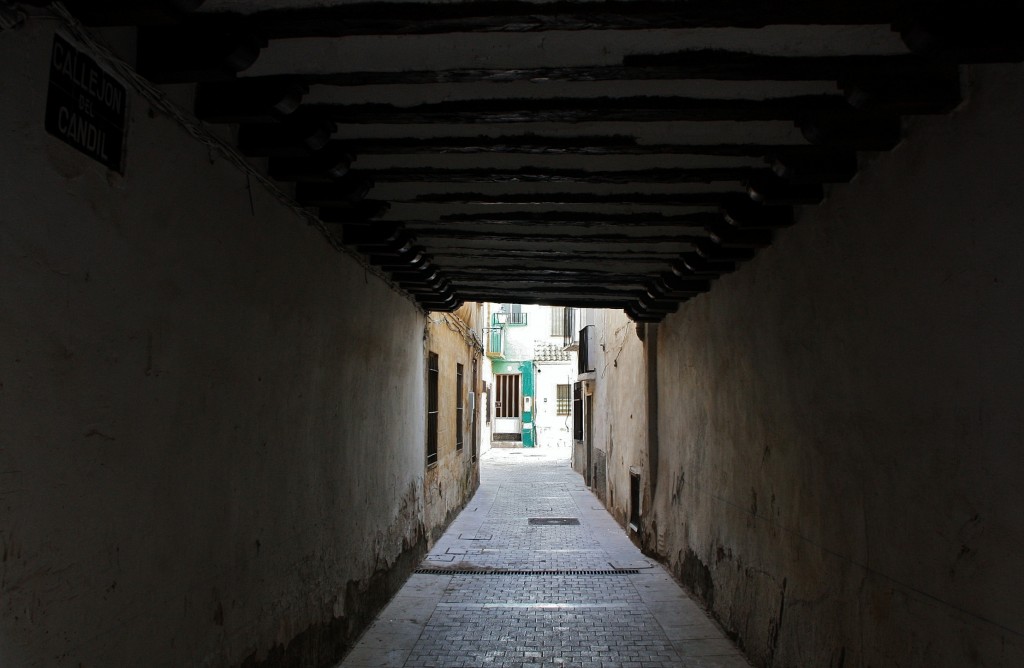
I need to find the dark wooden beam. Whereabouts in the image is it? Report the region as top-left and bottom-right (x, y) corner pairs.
(331, 167), (760, 185)
(417, 297), (462, 312)
(405, 192), (734, 206)
(720, 197), (794, 229)
(237, 52), (939, 88)
(48, 0), (205, 25)
(336, 222), (407, 248)
(136, 27), (264, 83)
(693, 240), (757, 262)
(238, 118), (337, 157)
(412, 230), (704, 244)
(201, 2), (896, 38)
(438, 259), (674, 274)
(441, 264), (672, 280)
(769, 148), (858, 184)
(674, 254), (738, 277)
(840, 66), (961, 115)
(323, 137), (810, 158)
(797, 113), (902, 150)
(443, 267), (653, 283)
(625, 306), (666, 323)
(304, 95), (852, 124)
(621, 50), (937, 80)
(746, 172), (824, 205)
(458, 284), (645, 300)
(194, 80), (306, 123)
(458, 293), (630, 309)
(268, 154), (362, 182)
(428, 246), (682, 259)
(450, 277), (650, 291)
(704, 222), (773, 248)
(436, 211), (721, 228)
(895, 6), (1024, 63)
(295, 179), (375, 206)
(316, 201), (391, 222)
(274, 163), (760, 184)
(650, 276), (713, 297)
(633, 292), (681, 314)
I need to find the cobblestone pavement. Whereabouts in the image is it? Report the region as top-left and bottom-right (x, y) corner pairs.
(339, 447), (751, 668)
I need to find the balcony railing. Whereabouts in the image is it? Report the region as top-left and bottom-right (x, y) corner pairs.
(492, 311), (527, 326)
(484, 327), (504, 358)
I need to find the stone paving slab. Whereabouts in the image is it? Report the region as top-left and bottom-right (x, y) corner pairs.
(339, 447), (751, 668)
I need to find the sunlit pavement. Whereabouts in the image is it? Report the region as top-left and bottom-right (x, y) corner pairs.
(340, 446), (751, 668)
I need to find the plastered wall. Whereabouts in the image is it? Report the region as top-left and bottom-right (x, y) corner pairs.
(0, 20), (472, 667)
(423, 311), (481, 538)
(645, 64), (1024, 667)
(588, 310), (648, 521)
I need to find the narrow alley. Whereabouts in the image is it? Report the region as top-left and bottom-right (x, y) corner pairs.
(341, 447), (750, 668)
(5, 4), (1024, 667)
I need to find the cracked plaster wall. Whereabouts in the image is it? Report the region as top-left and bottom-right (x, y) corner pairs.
(644, 63), (1024, 667)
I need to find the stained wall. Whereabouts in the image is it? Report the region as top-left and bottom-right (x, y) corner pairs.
(0, 19), (475, 667)
(642, 63), (1024, 667)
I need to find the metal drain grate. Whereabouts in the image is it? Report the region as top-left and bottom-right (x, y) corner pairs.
(414, 568), (639, 576)
(528, 517), (580, 525)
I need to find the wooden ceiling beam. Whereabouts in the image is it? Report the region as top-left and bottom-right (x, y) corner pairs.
(412, 230), (704, 245)
(427, 247), (681, 261)
(325, 137), (811, 158)
(436, 211), (721, 227)
(136, 27), (265, 83)
(194, 80), (306, 123)
(198, 1), (896, 38)
(895, 6), (1024, 63)
(273, 163), (761, 184)
(303, 95), (852, 124)
(404, 192), (735, 206)
(450, 278), (651, 291)
(459, 293), (631, 309)
(40, 0), (205, 25)
(237, 52), (938, 87)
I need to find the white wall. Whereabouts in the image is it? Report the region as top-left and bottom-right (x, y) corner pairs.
(634, 64), (1024, 667)
(499, 302), (554, 361)
(588, 310), (649, 519)
(533, 360), (575, 448)
(0, 20), (465, 667)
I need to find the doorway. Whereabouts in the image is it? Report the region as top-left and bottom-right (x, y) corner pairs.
(493, 373), (521, 441)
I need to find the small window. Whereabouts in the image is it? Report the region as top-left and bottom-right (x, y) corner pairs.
(550, 307), (566, 337)
(572, 382), (583, 440)
(555, 384), (571, 416)
(456, 363), (464, 451)
(427, 352), (439, 466)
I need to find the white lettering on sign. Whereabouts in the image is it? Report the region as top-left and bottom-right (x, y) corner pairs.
(51, 38), (125, 115)
(57, 107), (109, 160)
(45, 34), (127, 172)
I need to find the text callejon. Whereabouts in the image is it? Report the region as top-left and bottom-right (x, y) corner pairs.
(45, 33), (127, 172)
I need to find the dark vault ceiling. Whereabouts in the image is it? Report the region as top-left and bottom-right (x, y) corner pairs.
(37, 0), (1024, 321)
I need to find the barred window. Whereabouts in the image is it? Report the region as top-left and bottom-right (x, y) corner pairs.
(550, 307), (566, 337)
(427, 352), (439, 465)
(556, 384), (571, 416)
(456, 363), (464, 451)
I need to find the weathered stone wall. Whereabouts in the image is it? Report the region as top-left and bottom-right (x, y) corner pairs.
(423, 311), (482, 539)
(648, 64), (1024, 667)
(0, 19), (473, 667)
